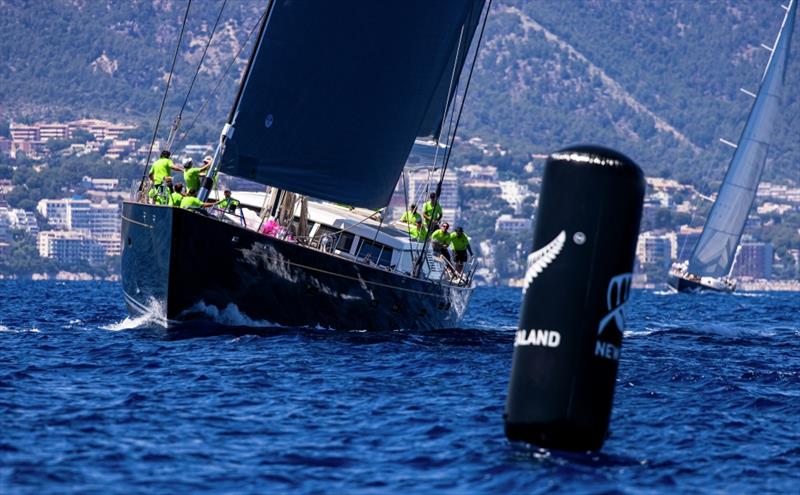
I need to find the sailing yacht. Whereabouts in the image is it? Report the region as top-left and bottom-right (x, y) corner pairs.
(668, 0), (796, 293)
(121, 1), (490, 329)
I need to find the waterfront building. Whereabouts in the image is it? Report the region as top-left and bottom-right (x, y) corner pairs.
(37, 230), (106, 263)
(636, 231), (674, 269)
(36, 198), (120, 256)
(733, 241), (774, 279)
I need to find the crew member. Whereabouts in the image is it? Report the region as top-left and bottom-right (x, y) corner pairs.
(423, 192), (443, 230)
(180, 189), (218, 210)
(217, 189), (240, 213)
(154, 176), (174, 205)
(198, 155), (217, 193)
(148, 150), (182, 203)
(400, 203), (422, 225)
(169, 183), (184, 206)
(409, 218), (427, 242)
(430, 222), (452, 262)
(449, 226), (473, 273)
(183, 158), (212, 194)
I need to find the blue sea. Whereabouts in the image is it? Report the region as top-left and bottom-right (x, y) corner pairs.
(1, 282), (798, 493)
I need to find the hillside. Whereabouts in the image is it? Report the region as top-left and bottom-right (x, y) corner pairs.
(0, 0), (798, 190)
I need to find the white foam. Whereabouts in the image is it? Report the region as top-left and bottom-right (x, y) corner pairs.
(0, 324), (40, 333)
(184, 301), (280, 328)
(102, 298), (167, 330)
(652, 290), (675, 296)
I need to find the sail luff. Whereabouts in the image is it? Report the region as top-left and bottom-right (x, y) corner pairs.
(226, 2), (274, 126)
(687, 0), (796, 278)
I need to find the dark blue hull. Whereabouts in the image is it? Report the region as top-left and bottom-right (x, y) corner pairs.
(120, 202), (472, 330)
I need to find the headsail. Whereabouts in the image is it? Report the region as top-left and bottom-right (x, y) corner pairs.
(219, 0), (487, 209)
(688, 0), (796, 278)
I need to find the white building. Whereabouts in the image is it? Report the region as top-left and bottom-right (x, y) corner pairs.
(494, 214), (532, 234)
(0, 206), (39, 235)
(36, 198), (119, 256)
(38, 230), (106, 263)
(82, 177), (120, 191)
(404, 169), (459, 224)
(636, 231), (675, 268)
(499, 180), (533, 213)
(458, 164), (498, 181)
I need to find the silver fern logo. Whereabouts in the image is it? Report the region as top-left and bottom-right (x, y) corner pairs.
(522, 230), (566, 294)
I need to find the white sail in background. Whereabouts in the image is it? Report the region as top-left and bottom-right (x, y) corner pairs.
(688, 0), (796, 278)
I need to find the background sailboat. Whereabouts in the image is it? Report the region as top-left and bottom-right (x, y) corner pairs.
(668, 0), (796, 293)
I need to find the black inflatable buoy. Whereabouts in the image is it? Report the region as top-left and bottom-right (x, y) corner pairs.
(504, 145), (645, 452)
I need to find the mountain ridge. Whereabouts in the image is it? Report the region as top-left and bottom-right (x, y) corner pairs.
(0, 0), (797, 189)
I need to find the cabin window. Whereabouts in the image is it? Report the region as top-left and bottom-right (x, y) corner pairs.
(356, 238), (392, 267)
(335, 232), (355, 253)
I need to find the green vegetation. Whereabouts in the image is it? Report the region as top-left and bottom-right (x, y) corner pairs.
(1, 149), (141, 212)
(0, 1), (796, 188)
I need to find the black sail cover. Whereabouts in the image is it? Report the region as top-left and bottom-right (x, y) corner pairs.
(220, 0), (486, 209)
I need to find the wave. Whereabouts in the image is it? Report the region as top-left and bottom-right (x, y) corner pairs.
(101, 298), (166, 331)
(2, 328), (41, 333)
(182, 301), (281, 328)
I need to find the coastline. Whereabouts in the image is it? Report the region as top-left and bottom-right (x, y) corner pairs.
(0, 272), (120, 281)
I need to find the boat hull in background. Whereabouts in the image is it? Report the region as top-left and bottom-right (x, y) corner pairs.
(121, 202), (472, 330)
(667, 274), (734, 294)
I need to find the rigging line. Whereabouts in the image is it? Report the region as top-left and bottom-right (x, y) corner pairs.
(440, 0), (493, 185)
(400, 171), (420, 265)
(174, 9), (267, 150)
(137, 0), (194, 192)
(177, 0), (228, 119)
(414, 0), (494, 276)
(430, 23), (467, 172)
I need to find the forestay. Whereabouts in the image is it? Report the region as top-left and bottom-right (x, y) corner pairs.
(688, 0), (796, 278)
(219, 0), (487, 209)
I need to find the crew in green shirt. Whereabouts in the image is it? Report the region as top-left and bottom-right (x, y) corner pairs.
(409, 218), (427, 242)
(148, 150), (182, 204)
(423, 193), (443, 229)
(430, 222), (452, 263)
(217, 189), (240, 213)
(400, 203), (422, 225)
(169, 183), (185, 207)
(449, 226), (473, 273)
(183, 159), (212, 193)
(180, 189), (218, 210)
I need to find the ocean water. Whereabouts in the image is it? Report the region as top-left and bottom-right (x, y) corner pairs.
(1, 281), (798, 494)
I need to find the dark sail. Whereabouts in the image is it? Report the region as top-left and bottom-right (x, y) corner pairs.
(688, 0), (796, 277)
(220, 0), (487, 209)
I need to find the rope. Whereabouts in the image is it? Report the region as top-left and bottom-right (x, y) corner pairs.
(173, 9), (267, 150)
(137, 0), (194, 193)
(414, 0), (493, 276)
(177, 0), (228, 119)
(439, 0), (493, 185)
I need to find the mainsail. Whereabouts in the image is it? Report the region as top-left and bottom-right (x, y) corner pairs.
(688, 0), (796, 278)
(219, 0), (487, 209)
